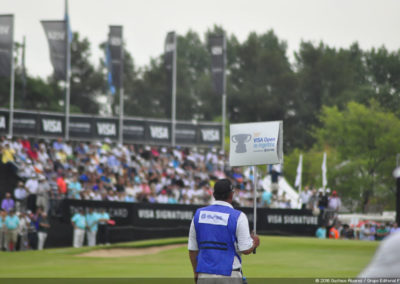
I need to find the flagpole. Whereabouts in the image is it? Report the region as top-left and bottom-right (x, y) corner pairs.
(171, 32), (177, 147)
(8, 15), (15, 138)
(21, 36), (26, 109)
(118, 28), (124, 145)
(221, 33), (227, 151)
(64, 0), (71, 141)
(252, 165), (257, 254)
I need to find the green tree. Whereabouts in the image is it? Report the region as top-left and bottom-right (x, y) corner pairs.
(314, 101), (400, 212)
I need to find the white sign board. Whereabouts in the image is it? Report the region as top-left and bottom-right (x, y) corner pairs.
(229, 121), (283, 167)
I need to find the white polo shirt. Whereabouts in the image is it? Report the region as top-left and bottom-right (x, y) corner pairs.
(188, 200), (254, 269)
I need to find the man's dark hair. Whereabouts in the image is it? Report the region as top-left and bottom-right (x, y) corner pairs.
(213, 179), (233, 201)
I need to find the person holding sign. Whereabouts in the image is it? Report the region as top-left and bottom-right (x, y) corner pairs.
(188, 179), (259, 283)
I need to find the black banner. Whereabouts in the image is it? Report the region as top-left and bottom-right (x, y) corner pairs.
(0, 15), (13, 78)
(108, 26), (123, 89)
(164, 31), (176, 92)
(46, 200), (319, 247)
(41, 20), (67, 80)
(209, 34), (225, 96)
(0, 108), (222, 147)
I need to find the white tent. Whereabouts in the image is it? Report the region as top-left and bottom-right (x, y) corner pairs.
(262, 175), (300, 209)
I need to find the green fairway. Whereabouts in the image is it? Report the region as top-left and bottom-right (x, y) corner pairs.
(0, 236), (378, 278)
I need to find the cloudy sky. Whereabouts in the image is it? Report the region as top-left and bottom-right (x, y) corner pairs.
(3, 0), (400, 78)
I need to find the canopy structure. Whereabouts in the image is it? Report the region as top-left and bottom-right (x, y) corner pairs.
(261, 175), (300, 209)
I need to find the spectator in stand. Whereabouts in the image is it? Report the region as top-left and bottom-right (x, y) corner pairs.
(37, 212), (50, 250)
(316, 225), (327, 239)
(71, 209), (86, 248)
(261, 189), (272, 208)
(14, 182), (27, 212)
(1, 141), (15, 164)
(328, 190), (342, 212)
(25, 175), (39, 212)
(57, 174), (67, 198)
(318, 189), (328, 213)
(5, 210), (20, 251)
(307, 189), (318, 210)
(68, 174), (82, 200)
(37, 176), (50, 213)
(1, 192), (15, 213)
(299, 186), (312, 210)
(86, 208), (99, 247)
(97, 208), (110, 245)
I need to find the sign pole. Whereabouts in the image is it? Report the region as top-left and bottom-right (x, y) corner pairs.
(171, 32), (177, 147)
(253, 165), (257, 254)
(8, 18), (15, 138)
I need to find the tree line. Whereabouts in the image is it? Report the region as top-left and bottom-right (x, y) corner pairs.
(1, 26), (400, 212)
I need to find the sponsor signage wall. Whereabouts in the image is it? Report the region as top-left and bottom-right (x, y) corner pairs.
(0, 109), (222, 147)
(46, 200), (319, 247)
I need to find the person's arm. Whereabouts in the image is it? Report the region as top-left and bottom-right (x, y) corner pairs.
(189, 250), (199, 283)
(237, 213), (260, 255)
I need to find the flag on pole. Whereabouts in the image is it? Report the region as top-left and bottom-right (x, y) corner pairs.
(0, 15), (14, 78)
(209, 34), (226, 96)
(322, 152), (327, 190)
(41, 20), (67, 80)
(107, 26), (123, 90)
(295, 154), (303, 190)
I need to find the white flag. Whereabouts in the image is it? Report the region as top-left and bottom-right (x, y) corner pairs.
(322, 152), (327, 189)
(294, 154), (303, 189)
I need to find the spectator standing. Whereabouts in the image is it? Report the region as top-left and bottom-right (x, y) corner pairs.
(261, 189), (272, 208)
(85, 208), (99, 247)
(97, 208), (110, 245)
(316, 225), (327, 239)
(307, 189), (318, 210)
(329, 223), (340, 239)
(390, 222), (400, 234)
(18, 212), (30, 250)
(71, 209), (86, 248)
(299, 186), (311, 210)
(5, 210), (20, 251)
(1, 193), (15, 213)
(0, 210), (5, 250)
(25, 175), (39, 212)
(68, 175), (82, 200)
(14, 182), (27, 212)
(37, 212), (50, 250)
(328, 191), (342, 212)
(36, 176), (50, 213)
(376, 224), (389, 241)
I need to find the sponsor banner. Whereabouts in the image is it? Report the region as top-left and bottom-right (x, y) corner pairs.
(0, 109), (222, 147)
(41, 20), (67, 81)
(147, 122), (170, 141)
(123, 119), (146, 142)
(198, 126), (221, 144)
(95, 118), (118, 139)
(175, 123), (197, 144)
(0, 15), (13, 78)
(108, 26), (123, 89)
(0, 110), (8, 134)
(230, 121), (283, 166)
(69, 116), (93, 139)
(12, 112), (38, 135)
(39, 115), (64, 136)
(209, 34), (225, 96)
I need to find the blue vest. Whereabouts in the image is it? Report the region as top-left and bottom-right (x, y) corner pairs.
(193, 204), (241, 276)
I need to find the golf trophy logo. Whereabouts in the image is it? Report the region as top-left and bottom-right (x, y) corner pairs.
(232, 133), (252, 153)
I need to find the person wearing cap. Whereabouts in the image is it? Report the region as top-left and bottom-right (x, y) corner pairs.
(328, 190), (342, 212)
(188, 178), (260, 283)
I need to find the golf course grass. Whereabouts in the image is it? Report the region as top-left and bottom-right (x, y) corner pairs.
(0, 236), (378, 278)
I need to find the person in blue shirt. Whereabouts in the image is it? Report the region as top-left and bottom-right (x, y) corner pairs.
(5, 210), (20, 251)
(86, 208), (99, 247)
(97, 208), (110, 245)
(71, 209), (86, 248)
(316, 225), (327, 239)
(0, 210), (5, 251)
(188, 179), (260, 283)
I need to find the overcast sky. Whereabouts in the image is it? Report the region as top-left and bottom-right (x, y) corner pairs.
(3, 0), (400, 78)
